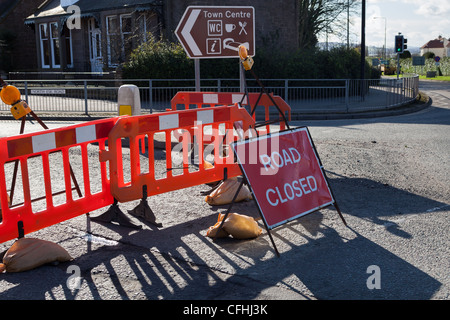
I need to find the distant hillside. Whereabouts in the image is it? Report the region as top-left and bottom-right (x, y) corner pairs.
(317, 42), (421, 56)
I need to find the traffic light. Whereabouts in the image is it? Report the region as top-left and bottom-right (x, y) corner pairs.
(403, 38), (407, 51)
(395, 35), (404, 54)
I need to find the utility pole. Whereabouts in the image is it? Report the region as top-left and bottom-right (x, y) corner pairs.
(360, 0), (366, 81)
(347, 0), (350, 50)
(360, 0), (366, 99)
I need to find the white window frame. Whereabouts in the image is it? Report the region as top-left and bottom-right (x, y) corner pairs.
(106, 15), (119, 67)
(120, 13), (132, 42)
(120, 14), (133, 60)
(137, 13), (147, 44)
(106, 14), (134, 67)
(39, 23), (50, 68)
(64, 27), (74, 68)
(49, 22), (61, 68)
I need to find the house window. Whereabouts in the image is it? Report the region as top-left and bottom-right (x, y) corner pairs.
(137, 13), (156, 44)
(88, 18), (102, 60)
(136, 12), (160, 44)
(39, 24), (50, 68)
(63, 26), (73, 68)
(39, 22), (62, 68)
(49, 22), (60, 68)
(137, 14), (146, 44)
(106, 15), (120, 66)
(121, 14), (133, 60)
(106, 14), (135, 67)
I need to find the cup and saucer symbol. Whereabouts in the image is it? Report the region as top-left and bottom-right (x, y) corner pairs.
(225, 24), (236, 33)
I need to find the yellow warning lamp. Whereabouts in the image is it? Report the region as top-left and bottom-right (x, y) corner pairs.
(10, 101), (32, 119)
(0, 84), (32, 119)
(238, 45), (254, 71)
(0, 85), (21, 105)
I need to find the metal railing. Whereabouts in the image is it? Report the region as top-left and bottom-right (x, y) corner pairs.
(0, 76), (419, 116)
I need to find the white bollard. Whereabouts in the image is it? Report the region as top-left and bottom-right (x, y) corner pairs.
(118, 84), (141, 116)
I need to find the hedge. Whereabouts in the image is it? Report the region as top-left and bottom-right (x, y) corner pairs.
(400, 57), (450, 76)
(122, 38), (380, 80)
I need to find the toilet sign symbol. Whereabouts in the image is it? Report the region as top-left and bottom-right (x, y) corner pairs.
(208, 20), (222, 36)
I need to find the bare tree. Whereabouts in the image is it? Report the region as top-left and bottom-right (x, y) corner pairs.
(298, 0), (359, 49)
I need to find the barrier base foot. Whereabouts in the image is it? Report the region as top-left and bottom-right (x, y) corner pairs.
(91, 201), (141, 229)
(128, 200), (162, 228)
(200, 181), (222, 196)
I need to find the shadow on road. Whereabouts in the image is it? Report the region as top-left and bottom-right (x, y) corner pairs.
(0, 175), (446, 300)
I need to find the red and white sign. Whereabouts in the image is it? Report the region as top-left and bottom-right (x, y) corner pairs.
(175, 6), (255, 59)
(233, 127), (334, 229)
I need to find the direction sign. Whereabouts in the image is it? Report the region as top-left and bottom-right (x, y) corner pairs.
(175, 6), (255, 59)
(412, 56), (425, 66)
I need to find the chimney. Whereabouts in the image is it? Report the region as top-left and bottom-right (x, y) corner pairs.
(60, 0), (79, 7)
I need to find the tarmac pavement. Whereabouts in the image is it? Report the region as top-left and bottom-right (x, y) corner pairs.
(0, 80), (448, 307)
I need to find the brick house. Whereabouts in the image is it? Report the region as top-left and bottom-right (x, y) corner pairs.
(420, 36), (449, 58)
(23, 0), (300, 75)
(0, 0), (43, 73)
(25, 0), (163, 73)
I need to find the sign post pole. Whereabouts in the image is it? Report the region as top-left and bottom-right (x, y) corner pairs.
(195, 59), (201, 91)
(239, 63), (245, 93)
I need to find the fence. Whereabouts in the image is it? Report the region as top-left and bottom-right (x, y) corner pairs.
(0, 104), (256, 243)
(0, 76), (419, 116)
(0, 118), (117, 243)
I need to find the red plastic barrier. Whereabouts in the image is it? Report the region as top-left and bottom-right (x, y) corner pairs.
(0, 118), (119, 244)
(170, 91), (291, 134)
(100, 104), (256, 203)
(247, 93), (292, 132)
(171, 92), (248, 109)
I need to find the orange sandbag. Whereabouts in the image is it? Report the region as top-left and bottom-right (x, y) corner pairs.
(0, 238), (73, 273)
(206, 213), (262, 240)
(205, 213), (229, 238)
(203, 160), (214, 169)
(222, 212), (262, 239)
(205, 177), (252, 205)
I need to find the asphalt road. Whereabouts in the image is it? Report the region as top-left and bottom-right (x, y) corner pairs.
(0, 80), (448, 306)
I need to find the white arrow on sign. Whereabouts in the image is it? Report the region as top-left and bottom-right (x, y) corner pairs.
(179, 9), (201, 56)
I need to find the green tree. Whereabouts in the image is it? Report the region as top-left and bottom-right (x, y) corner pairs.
(423, 51), (435, 59)
(298, 0), (359, 49)
(122, 36), (193, 79)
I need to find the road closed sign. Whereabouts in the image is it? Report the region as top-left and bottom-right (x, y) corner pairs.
(233, 127), (335, 229)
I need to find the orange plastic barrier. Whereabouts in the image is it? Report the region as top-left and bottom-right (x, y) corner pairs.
(100, 104), (256, 203)
(170, 92), (291, 134)
(0, 118), (119, 244)
(247, 93), (292, 132)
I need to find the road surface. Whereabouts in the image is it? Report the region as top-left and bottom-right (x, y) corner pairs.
(0, 80), (448, 307)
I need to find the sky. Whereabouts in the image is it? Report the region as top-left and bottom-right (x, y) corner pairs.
(319, 0), (450, 49)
